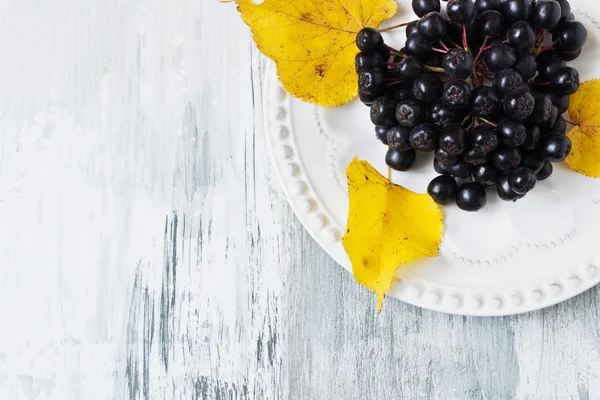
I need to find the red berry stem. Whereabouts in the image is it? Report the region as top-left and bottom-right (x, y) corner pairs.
(462, 24), (469, 52)
(439, 40), (449, 52)
(478, 118), (497, 128)
(378, 21), (412, 33)
(432, 47), (448, 54)
(448, 39), (462, 49)
(473, 37), (489, 65)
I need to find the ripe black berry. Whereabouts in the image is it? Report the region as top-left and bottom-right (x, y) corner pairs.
(507, 21), (535, 50)
(439, 124), (468, 155)
(463, 146), (490, 165)
(497, 118), (527, 147)
(370, 97), (397, 127)
(392, 57), (424, 81)
(539, 133), (572, 162)
(449, 159), (475, 178)
(430, 100), (464, 127)
(413, 74), (444, 103)
(443, 48), (474, 79)
(493, 147), (522, 171)
(493, 69), (523, 95)
(514, 54), (537, 81)
(486, 43), (517, 72)
(434, 158), (452, 174)
(418, 12), (447, 42)
(355, 52), (385, 72)
(375, 126), (390, 145)
(412, 0), (442, 17)
(472, 86), (501, 118)
(533, 0), (562, 30)
(473, 163), (500, 186)
(527, 93), (553, 124)
(443, 79), (472, 109)
(387, 126), (413, 151)
(356, 28), (384, 53)
(435, 147), (460, 166)
(497, 174), (526, 202)
(536, 160), (554, 180)
(551, 93), (570, 114)
(520, 151), (546, 173)
(447, 0), (476, 23)
(386, 148), (417, 171)
(478, 10), (505, 38)
(428, 175), (458, 204)
(471, 124), (499, 153)
(551, 66), (580, 96)
(502, 0), (532, 24)
(551, 116), (567, 135)
(520, 125), (541, 151)
(456, 182), (487, 211)
(508, 167), (537, 194)
(405, 32), (434, 57)
(410, 123), (439, 152)
(396, 100), (425, 128)
(503, 89), (535, 120)
(554, 21), (587, 52)
(358, 69), (386, 96)
(536, 52), (566, 80)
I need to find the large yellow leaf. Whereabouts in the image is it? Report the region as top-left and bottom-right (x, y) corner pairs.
(566, 80), (600, 178)
(342, 158), (444, 312)
(236, 0), (398, 106)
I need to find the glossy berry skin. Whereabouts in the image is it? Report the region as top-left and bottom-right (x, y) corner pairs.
(443, 79), (472, 109)
(493, 69), (523, 95)
(551, 67), (580, 96)
(359, 91), (378, 106)
(536, 160), (554, 180)
(427, 175), (458, 205)
(439, 124), (468, 155)
(539, 133), (572, 162)
(356, 28), (384, 53)
(502, 0), (532, 24)
(551, 94), (570, 114)
(449, 160), (474, 178)
(447, 0), (476, 23)
(473, 163), (500, 186)
(497, 174), (526, 201)
(456, 182), (487, 212)
(358, 69), (386, 96)
(410, 123), (439, 152)
(533, 0), (562, 29)
(536, 52), (566, 80)
(392, 85), (414, 102)
(406, 20), (419, 37)
(355, 52), (385, 72)
(539, 105), (559, 131)
(418, 12), (447, 42)
(413, 74), (444, 104)
(471, 124), (499, 153)
(520, 125), (541, 151)
(443, 48), (474, 79)
(463, 147), (490, 165)
(559, 48), (582, 62)
(551, 116), (567, 134)
(386, 148), (417, 171)
(471, 86), (501, 118)
(412, 0), (441, 17)
(405, 33), (433, 57)
(486, 44), (517, 72)
(434, 158), (452, 174)
(554, 21), (588, 52)
(429, 100), (464, 127)
(527, 93), (553, 124)
(396, 100), (425, 128)
(435, 147), (460, 166)
(387, 126), (412, 151)
(520, 151), (546, 173)
(507, 21), (535, 50)
(493, 147), (522, 171)
(474, 0), (502, 14)
(556, 0), (571, 19)
(514, 54), (537, 81)
(478, 10), (505, 38)
(503, 89), (535, 120)
(375, 126), (390, 144)
(497, 118), (527, 147)
(370, 97), (398, 127)
(392, 57), (424, 81)
(508, 167), (537, 194)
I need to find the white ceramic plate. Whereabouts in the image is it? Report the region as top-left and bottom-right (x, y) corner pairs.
(264, 1), (600, 316)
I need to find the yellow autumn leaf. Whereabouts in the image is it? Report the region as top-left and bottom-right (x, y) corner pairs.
(566, 79), (600, 178)
(342, 158), (444, 312)
(236, 0), (398, 106)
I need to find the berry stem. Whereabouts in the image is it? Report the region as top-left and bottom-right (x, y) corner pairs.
(478, 117), (497, 128)
(529, 81), (551, 86)
(461, 113), (472, 126)
(387, 165), (392, 182)
(462, 24), (470, 52)
(439, 40), (449, 52)
(424, 65), (445, 73)
(432, 47), (448, 54)
(539, 41), (558, 54)
(448, 39), (462, 49)
(378, 21), (412, 32)
(384, 44), (406, 57)
(473, 37), (488, 65)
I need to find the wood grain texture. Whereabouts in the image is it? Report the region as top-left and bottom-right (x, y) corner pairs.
(1, 1), (600, 399)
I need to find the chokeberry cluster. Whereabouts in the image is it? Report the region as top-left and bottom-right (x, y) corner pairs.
(356, 0), (586, 212)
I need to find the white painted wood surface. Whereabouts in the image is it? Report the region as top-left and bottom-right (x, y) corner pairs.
(1, 1), (600, 399)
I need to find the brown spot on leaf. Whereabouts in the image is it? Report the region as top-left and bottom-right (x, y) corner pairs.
(315, 63), (326, 78)
(300, 12), (314, 22)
